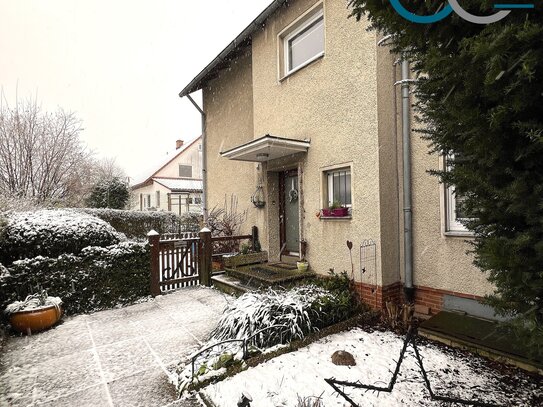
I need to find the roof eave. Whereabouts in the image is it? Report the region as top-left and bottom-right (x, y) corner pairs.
(178, 0), (288, 97)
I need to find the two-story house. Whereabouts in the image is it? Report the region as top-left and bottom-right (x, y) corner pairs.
(131, 136), (203, 215)
(178, 0), (496, 318)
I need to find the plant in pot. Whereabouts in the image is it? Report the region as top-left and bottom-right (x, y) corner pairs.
(297, 240), (309, 272)
(4, 289), (63, 334)
(223, 241), (268, 268)
(321, 201), (349, 217)
(296, 257), (309, 272)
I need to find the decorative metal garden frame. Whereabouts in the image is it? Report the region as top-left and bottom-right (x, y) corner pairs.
(189, 324), (289, 378)
(325, 327), (502, 407)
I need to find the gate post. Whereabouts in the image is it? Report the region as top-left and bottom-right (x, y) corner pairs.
(199, 227), (212, 287)
(148, 230), (161, 296)
(251, 226), (259, 252)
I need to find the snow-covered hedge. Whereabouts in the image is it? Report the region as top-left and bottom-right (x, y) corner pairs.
(0, 209), (125, 264)
(77, 208), (201, 239)
(0, 242), (150, 315)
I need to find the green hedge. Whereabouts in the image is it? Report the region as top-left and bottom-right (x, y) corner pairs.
(77, 208), (202, 239)
(0, 242), (150, 316)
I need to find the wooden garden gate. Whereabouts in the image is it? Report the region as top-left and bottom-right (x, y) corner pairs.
(148, 227), (258, 295)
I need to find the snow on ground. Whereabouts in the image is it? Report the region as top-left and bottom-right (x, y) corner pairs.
(202, 328), (542, 406)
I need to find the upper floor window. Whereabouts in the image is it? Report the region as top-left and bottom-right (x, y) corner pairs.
(280, 6), (324, 78)
(179, 164), (192, 178)
(445, 154), (474, 234)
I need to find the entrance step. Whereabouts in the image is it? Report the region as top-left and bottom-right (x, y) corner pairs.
(281, 255), (299, 264)
(226, 263), (314, 289)
(211, 274), (250, 296)
(419, 311), (543, 375)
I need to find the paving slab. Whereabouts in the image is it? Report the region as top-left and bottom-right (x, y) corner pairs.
(0, 287), (231, 406)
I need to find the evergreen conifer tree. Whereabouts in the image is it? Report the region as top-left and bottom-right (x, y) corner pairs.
(347, 1), (542, 354)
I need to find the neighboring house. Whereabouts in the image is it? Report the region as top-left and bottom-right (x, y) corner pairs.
(131, 137), (203, 215)
(179, 0), (495, 318)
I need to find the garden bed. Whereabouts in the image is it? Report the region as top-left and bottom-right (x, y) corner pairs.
(200, 327), (543, 406)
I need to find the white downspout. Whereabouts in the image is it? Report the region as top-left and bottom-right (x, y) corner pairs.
(186, 94), (208, 224)
(400, 56), (414, 302)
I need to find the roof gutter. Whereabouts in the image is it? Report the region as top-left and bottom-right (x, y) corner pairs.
(178, 0), (288, 97)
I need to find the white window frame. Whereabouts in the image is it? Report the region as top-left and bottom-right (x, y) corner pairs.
(444, 155), (474, 235)
(279, 5), (324, 79)
(319, 162), (354, 220)
(326, 168), (352, 208)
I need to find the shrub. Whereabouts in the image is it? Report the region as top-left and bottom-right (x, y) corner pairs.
(209, 285), (357, 348)
(86, 177), (130, 209)
(208, 195), (247, 253)
(77, 208), (201, 240)
(0, 209), (124, 264)
(0, 242), (150, 316)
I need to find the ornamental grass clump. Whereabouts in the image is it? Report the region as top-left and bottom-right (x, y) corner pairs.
(210, 285), (351, 348)
(4, 290), (62, 316)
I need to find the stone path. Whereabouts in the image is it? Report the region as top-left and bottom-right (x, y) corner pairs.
(0, 287), (232, 407)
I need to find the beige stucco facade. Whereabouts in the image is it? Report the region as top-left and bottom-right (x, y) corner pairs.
(197, 0), (494, 307)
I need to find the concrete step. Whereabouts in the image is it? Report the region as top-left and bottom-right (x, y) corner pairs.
(211, 274), (250, 296)
(226, 264), (314, 288)
(281, 255), (299, 264)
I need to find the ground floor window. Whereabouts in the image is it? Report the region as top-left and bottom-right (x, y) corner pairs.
(326, 168), (352, 208)
(445, 154), (474, 233)
(142, 194), (151, 209)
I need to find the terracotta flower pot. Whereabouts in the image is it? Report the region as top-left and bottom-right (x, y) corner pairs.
(9, 304), (62, 334)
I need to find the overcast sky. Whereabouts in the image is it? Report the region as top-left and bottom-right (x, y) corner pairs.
(0, 0), (272, 179)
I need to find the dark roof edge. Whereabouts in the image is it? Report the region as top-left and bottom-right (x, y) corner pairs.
(178, 0), (288, 98)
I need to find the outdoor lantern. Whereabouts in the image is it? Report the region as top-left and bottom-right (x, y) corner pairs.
(251, 185), (265, 208)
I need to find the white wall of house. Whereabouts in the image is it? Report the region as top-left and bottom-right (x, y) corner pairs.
(156, 139), (203, 180)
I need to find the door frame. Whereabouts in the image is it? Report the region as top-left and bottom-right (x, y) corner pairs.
(279, 169), (300, 256)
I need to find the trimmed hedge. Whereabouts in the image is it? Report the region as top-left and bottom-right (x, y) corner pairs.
(77, 208), (202, 239)
(0, 242), (150, 316)
(0, 209), (124, 264)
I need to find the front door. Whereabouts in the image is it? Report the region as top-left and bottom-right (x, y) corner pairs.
(280, 171), (300, 255)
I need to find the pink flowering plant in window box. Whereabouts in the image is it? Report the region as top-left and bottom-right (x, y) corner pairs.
(321, 201), (349, 217)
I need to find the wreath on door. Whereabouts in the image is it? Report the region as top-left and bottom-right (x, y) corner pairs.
(288, 179), (298, 203)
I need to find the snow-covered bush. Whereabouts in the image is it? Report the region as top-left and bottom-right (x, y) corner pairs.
(1, 242), (150, 315)
(0, 263), (8, 279)
(77, 208), (201, 239)
(0, 209), (124, 264)
(210, 285), (354, 348)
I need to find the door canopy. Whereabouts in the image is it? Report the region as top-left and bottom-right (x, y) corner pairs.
(220, 135), (310, 162)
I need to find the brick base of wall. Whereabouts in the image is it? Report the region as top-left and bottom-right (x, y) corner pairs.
(354, 281), (483, 316)
(354, 282), (403, 310)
